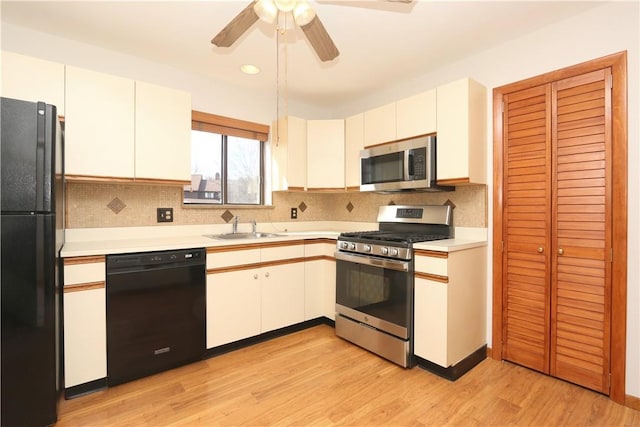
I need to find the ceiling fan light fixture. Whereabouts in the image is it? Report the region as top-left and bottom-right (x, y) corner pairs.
(254, 0), (277, 23)
(274, 0), (296, 12)
(292, 0), (315, 26)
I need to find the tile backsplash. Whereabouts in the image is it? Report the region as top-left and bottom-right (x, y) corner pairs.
(65, 182), (487, 228)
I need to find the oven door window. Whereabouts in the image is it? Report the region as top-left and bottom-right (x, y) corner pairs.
(336, 259), (411, 328)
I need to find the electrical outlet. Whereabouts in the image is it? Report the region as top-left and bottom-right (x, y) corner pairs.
(157, 207), (173, 223)
(290, 207), (298, 219)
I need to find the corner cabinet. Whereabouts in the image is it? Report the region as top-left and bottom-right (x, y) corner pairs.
(271, 116), (307, 191)
(1, 51), (66, 115)
(304, 239), (336, 320)
(65, 65), (192, 183)
(306, 119), (345, 191)
(436, 78), (487, 185)
(413, 246), (487, 377)
(344, 113), (364, 190)
(62, 256), (107, 395)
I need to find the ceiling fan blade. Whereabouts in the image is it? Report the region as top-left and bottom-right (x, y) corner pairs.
(299, 15), (339, 62)
(211, 1), (259, 47)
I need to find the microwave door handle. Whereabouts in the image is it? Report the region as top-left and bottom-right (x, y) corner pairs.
(404, 150), (412, 179)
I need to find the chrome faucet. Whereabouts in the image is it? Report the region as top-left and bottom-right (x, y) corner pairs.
(251, 220), (257, 233)
(232, 216), (239, 234)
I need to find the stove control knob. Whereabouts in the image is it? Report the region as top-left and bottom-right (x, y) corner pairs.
(340, 242), (349, 249)
(389, 248), (399, 257)
(381, 247), (389, 255)
(349, 243), (356, 250)
(363, 244), (372, 253)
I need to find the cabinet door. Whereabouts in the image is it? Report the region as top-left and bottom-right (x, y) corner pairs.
(271, 116), (307, 191)
(364, 102), (396, 146)
(436, 78), (486, 184)
(345, 113), (364, 190)
(396, 89), (436, 140)
(307, 119), (345, 190)
(414, 278), (448, 367)
(206, 270), (261, 348)
(261, 262), (305, 333)
(135, 81), (191, 182)
(65, 66), (135, 178)
(1, 51), (66, 115)
(63, 288), (107, 387)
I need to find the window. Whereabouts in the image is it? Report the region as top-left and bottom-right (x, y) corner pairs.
(184, 111), (269, 205)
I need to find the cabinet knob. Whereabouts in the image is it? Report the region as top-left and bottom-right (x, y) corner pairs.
(265, 272), (270, 278)
(537, 246), (544, 254)
(558, 248), (564, 255)
(253, 274), (258, 280)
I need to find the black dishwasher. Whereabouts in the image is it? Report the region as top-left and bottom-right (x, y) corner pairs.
(106, 248), (206, 386)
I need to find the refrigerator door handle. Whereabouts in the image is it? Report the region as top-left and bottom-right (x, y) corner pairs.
(35, 102), (46, 212)
(35, 215), (45, 327)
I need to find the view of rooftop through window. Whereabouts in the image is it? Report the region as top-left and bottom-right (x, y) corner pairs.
(184, 131), (262, 205)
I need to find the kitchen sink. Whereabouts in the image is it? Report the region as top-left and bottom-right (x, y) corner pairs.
(204, 232), (282, 240)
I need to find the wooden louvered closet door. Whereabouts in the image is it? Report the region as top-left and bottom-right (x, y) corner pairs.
(502, 69), (612, 394)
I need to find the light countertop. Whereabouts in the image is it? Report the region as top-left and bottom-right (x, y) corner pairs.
(60, 224), (487, 257)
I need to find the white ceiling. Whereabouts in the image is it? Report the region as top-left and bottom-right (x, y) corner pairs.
(1, 1), (604, 109)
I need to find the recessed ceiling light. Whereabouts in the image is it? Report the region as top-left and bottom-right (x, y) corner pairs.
(241, 64), (260, 75)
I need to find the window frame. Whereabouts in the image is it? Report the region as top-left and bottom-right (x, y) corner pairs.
(186, 110), (269, 206)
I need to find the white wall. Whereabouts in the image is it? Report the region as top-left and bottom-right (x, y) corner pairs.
(2, 1), (638, 398)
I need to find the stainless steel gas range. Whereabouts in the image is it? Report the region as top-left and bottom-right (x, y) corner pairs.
(335, 205), (453, 367)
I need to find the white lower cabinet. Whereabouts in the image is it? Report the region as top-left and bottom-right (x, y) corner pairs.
(413, 246), (487, 368)
(261, 263), (305, 333)
(62, 256), (107, 389)
(63, 288), (107, 388)
(206, 269), (261, 348)
(304, 259), (336, 320)
(206, 243), (305, 349)
(304, 240), (336, 321)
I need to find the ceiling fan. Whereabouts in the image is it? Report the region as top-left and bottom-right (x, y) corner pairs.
(211, 0), (413, 62)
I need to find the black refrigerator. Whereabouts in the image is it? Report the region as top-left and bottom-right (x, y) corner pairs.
(1, 97), (64, 427)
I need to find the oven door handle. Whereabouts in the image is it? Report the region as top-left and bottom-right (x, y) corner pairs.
(335, 251), (409, 272)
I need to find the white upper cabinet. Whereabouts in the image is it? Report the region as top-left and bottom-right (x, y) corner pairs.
(135, 81), (191, 182)
(65, 65), (192, 182)
(271, 116), (307, 191)
(396, 88), (437, 140)
(306, 119), (345, 190)
(436, 78), (487, 184)
(344, 113), (364, 190)
(363, 101), (396, 146)
(65, 65), (135, 179)
(1, 51), (66, 115)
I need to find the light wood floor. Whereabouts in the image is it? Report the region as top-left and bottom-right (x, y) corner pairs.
(58, 325), (639, 426)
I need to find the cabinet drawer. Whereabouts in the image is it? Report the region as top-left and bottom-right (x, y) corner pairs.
(207, 249), (260, 269)
(415, 255), (448, 277)
(63, 258), (106, 286)
(304, 241), (336, 257)
(261, 244), (304, 262)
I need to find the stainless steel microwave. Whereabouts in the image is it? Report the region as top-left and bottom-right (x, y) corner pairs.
(360, 135), (451, 192)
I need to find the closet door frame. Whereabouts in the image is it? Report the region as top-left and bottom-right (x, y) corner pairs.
(492, 51), (627, 404)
